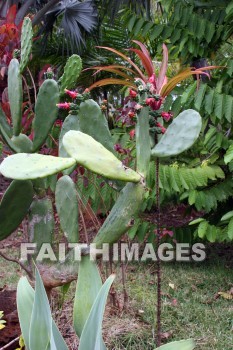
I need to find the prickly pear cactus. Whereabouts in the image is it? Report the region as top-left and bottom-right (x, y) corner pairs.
(151, 109), (202, 158)
(20, 17), (33, 73)
(59, 55), (82, 93)
(32, 79), (60, 151)
(29, 197), (54, 252)
(0, 153), (76, 180)
(55, 175), (79, 243)
(11, 134), (33, 153)
(0, 180), (34, 240)
(63, 130), (141, 183)
(8, 58), (23, 136)
(78, 99), (114, 152)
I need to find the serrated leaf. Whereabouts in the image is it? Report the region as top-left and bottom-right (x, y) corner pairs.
(194, 83), (207, 111)
(198, 220), (208, 238)
(224, 144), (233, 164)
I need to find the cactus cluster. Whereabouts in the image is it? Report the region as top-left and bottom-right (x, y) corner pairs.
(0, 30), (202, 349)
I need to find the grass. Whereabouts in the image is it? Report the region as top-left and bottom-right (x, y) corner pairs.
(0, 246), (232, 349)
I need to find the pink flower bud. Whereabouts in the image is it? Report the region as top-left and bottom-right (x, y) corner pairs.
(129, 129), (135, 139)
(65, 89), (78, 99)
(56, 102), (71, 110)
(161, 111), (173, 122)
(129, 89), (137, 98)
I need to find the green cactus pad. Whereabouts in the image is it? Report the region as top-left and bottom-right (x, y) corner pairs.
(63, 130), (141, 183)
(8, 59), (23, 136)
(11, 134), (33, 153)
(151, 109), (202, 158)
(32, 79), (59, 151)
(0, 180), (34, 241)
(93, 182), (144, 247)
(0, 153), (76, 180)
(55, 176), (79, 243)
(59, 114), (80, 158)
(29, 197), (54, 251)
(79, 99), (114, 152)
(20, 17), (33, 73)
(0, 107), (18, 152)
(59, 55), (82, 93)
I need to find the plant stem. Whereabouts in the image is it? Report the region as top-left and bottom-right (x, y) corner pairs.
(156, 157), (162, 347)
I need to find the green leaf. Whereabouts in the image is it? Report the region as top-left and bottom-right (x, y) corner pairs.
(221, 211), (233, 221)
(198, 220), (208, 238)
(224, 95), (233, 122)
(63, 131), (141, 183)
(73, 256), (102, 337)
(79, 275), (115, 350)
(0, 153), (76, 180)
(224, 144), (233, 164)
(214, 93), (223, 120)
(17, 277), (35, 350)
(189, 218), (205, 225)
(156, 339), (195, 350)
(194, 83), (207, 111)
(227, 217), (233, 240)
(29, 267), (52, 349)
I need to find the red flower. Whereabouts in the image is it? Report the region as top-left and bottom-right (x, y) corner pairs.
(65, 89), (78, 99)
(145, 97), (162, 111)
(129, 89), (137, 98)
(161, 111), (173, 122)
(128, 111), (136, 118)
(56, 102), (71, 110)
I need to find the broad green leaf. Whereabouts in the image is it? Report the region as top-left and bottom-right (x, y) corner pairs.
(63, 131), (141, 183)
(17, 277), (35, 350)
(0, 153), (76, 180)
(221, 211), (233, 221)
(155, 339), (195, 350)
(29, 267), (52, 350)
(78, 275), (115, 350)
(73, 256), (102, 337)
(194, 83), (207, 111)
